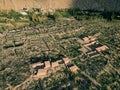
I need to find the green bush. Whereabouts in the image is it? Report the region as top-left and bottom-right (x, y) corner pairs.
(53, 11), (63, 20)
(7, 10), (22, 20)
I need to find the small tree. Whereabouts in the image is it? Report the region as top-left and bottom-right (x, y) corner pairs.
(31, 13), (37, 22)
(53, 11), (62, 20)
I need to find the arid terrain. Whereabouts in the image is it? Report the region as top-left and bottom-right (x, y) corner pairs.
(0, 17), (120, 89)
(0, 0), (120, 11)
(0, 0), (120, 90)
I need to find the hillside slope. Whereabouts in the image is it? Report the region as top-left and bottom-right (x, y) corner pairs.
(0, 0), (120, 11)
(0, 0), (74, 11)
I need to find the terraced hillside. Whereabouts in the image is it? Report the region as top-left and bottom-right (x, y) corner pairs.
(0, 18), (120, 89)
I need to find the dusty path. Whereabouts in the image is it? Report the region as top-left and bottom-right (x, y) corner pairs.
(108, 61), (120, 74)
(103, 55), (120, 74)
(80, 70), (101, 87)
(13, 75), (33, 90)
(70, 55), (101, 87)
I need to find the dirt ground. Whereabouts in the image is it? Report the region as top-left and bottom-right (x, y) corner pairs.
(0, 0), (119, 11)
(0, 0), (73, 11)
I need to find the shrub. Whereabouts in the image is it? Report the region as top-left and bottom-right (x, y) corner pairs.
(7, 10), (22, 20)
(53, 11), (63, 20)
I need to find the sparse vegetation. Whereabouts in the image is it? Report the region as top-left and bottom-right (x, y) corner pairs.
(0, 8), (120, 90)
